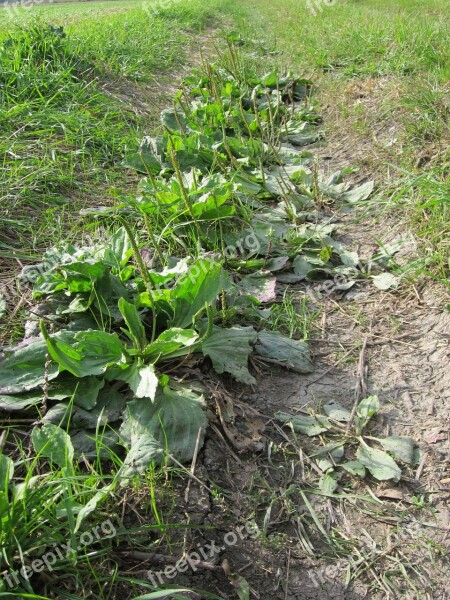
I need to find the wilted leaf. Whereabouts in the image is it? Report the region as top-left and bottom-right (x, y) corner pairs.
(341, 180), (374, 203)
(376, 487), (404, 501)
(372, 273), (401, 291)
(239, 272), (276, 302)
(423, 427), (446, 444)
(275, 411), (331, 436)
(202, 326), (257, 384)
(255, 331), (314, 373)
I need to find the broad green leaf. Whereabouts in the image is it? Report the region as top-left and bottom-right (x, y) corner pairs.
(0, 390), (44, 411)
(75, 482), (115, 532)
(310, 442), (344, 461)
(120, 383), (206, 475)
(43, 385), (126, 429)
(123, 136), (164, 175)
(0, 337), (59, 394)
(342, 180), (374, 203)
(316, 443), (344, 471)
(329, 240), (359, 267)
(319, 470), (340, 494)
(71, 429), (120, 460)
(94, 271), (133, 321)
(32, 423), (74, 468)
(262, 171), (296, 197)
(42, 327), (124, 378)
(356, 443), (401, 482)
(376, 436), (415, 465)
(264, 256), (289, 272)
(292, 256), (315, 280)
(342, 461), (366, 477)
(275, 411), (331, 436)
(171, 258), (224, 328)
(104, 227), (133, 267)
(120, 435), (161, 480)
(286, 132), (320, 146)
(144, 328), (198, 362)
(146, 257), (190, 287)
(202, 326), (257, 384)
(323, 401), (351, 422)
(160, 108), (187, 132)
(47, 375), (104, 409)
(261, 70), (279, 87)
(255, 331), (314, 373)
(118, 298), (147, 352)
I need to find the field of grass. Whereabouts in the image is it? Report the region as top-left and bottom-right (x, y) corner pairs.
(0, 0), (448, 599)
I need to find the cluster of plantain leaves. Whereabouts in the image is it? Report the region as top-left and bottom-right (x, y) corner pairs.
(0, 52), (375, 485)
(277, 395), (420, 492)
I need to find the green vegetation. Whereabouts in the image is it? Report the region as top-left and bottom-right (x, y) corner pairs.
(0, 0), (227, 264)
(0, 23), (352, 597)
(227, 0), (449, 283)
(0, 0), (448, 598)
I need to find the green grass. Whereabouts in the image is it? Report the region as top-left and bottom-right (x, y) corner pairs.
(0, 0), (230, 261)
(0, 424), (192, 598)
(223, 0), (449, 283)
